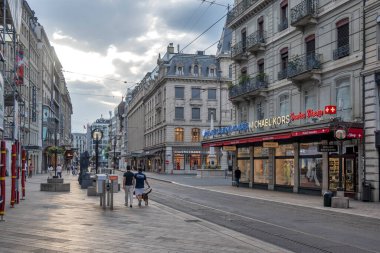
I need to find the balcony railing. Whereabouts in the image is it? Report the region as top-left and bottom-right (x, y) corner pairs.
(290, 0), (318, 27)
(247, 30), (266, 52)
(287, 53), (321, 78)
(227, 0), (258, 25)
(333, 44), (350, 60)
(278, 18), (289, 32)
(231, 40), (247, 60)
(278, 69), (288, 80)
(229, 74), (268, 98)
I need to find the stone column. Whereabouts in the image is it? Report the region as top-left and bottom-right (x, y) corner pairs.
(268, 147), (275, 190)
(249, 146), (254, 188)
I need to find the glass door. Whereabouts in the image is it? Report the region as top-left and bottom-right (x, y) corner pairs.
(345, 158), (356, 192)
(328, 157), (356, 192)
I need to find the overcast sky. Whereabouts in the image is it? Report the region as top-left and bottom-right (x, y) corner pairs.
(27, 0), (233, 133)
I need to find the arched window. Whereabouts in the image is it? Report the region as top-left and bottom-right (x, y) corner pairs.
(175, 127), (184, 142)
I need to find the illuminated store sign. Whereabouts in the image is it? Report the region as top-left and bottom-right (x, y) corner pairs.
(203, 105), (336, 138)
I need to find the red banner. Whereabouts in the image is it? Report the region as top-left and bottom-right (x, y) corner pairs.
(347, 128), (363, 139)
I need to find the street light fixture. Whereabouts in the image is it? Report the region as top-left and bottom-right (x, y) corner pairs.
(92, 128), (103, 174)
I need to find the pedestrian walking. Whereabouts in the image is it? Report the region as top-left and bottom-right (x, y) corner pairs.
(123, 165), (135, 208)
(56, 164), (62, 178)
(234, 167), (241, 187)
(66, 165), (71, 174)
(28, 163), (33, 178)
(134, 167), (150, 207)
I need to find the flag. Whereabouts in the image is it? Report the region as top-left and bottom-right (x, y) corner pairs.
(324, 105), (336, 115)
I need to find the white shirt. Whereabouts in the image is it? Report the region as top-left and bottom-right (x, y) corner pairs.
(56, 166), (62, 173)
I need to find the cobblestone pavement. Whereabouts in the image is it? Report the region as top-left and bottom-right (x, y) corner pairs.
(0, 174), (291, 253)
(141, 172), (380, 220)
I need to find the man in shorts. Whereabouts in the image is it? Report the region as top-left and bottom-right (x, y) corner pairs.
(123, 165), (135, 208)
(134, 167), (150, 207)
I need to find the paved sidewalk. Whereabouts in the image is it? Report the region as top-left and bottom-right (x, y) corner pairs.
(142, 172), (380, 220)
(0, 174), (291, 253)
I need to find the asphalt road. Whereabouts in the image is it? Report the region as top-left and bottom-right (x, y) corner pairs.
(149, 179), (380, 253)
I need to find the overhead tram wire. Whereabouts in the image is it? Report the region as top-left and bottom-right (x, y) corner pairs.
(187, 2), (214, 36)
(199, 0), (229, 8)
(180, 12), (228, 53)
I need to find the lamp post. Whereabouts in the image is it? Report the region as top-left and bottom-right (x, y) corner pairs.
(92, 128), (103, 174)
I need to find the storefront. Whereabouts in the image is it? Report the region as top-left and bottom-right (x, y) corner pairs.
(202, 107), (364, 197)
(172, 147), (210, 171)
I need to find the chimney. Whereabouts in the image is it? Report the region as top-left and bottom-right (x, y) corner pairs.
(167, 43), (174, 54)
(197, 51), (204, 56)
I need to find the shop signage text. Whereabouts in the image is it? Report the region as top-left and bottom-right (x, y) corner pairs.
(203, 105), (337, 138)
(318, 145), (338, 152)
(223, 146), (237, 151)
(263, 142), (279, 148)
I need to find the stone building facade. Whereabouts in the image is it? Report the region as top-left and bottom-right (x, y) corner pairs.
(203, 0), (367, 199)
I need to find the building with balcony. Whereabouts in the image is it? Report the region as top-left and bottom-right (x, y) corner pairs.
(126, 34), (234, 174)
(204, 0), (366, 199)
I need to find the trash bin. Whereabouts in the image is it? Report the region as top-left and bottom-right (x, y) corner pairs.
(323, 191), (333, 207)
(362, 182), (371, 202)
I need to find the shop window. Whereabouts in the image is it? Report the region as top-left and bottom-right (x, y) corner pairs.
(208, 108), (216, 121)
(254, 147), (269, 157)
(191, 87), (201, 99)
(299, 142), (320, 155)
(237, 159), (251, 183)
(191, 108), (200, 120)
(254, 159), (269, 184)
(175, 127), (184, 142)
(238, 147), (251, 158)
(336, 78), (352, 121)
(208, 89), (216, 100)
(275, 144), (294, 156)
(175, 107), (184, 120)
(279, 93), (290, 116)
(299, 158), (322, 188)
(191, 128), (200, 142)
(275, 159), (294, 186)
(175, 87), (184, 99)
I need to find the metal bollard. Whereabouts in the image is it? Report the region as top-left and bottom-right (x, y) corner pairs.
(102, 180), (106, 210)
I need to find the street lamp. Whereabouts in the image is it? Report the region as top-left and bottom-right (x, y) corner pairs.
(92, 128), (103, 174)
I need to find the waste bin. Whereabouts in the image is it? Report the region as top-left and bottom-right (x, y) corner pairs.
(362, 182), (371, 202)
(323, 191), (333, 207)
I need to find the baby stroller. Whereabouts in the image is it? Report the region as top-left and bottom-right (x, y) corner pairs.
(142, 187), (152, 206)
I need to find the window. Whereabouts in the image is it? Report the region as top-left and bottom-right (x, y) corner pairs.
(177, 66), (184, 75)
(208, 89), (216, 100)
(191, 87), (201, 99)
(192, 108), (200, 120)
(336, 79), (352, 121)
(209, 68), (215, 77)
(241, 28), (247, 52)
(305, 89), (316, 110)
(335, 18), (350, 59)
(175, 107), (184, 120)
(256, 101), (264, 120)
(175, 87), (184, 99)
(175, 128), (184, 142)
(191, 128), (200, 142)
(279, 0), (288, 31)
(257, 59), (264, 74)
(208, 108), (216, 121)
(258, 16), (264, 32)
(194, 65), (199, 76)
(279, 94), (290, 116)
(279, 48), (288, 80)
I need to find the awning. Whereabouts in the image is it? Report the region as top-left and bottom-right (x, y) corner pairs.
(202, 127), (363, 147)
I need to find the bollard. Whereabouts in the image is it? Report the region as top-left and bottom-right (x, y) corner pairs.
(102, 180), (106, 210)
(110, 179), (113, 210)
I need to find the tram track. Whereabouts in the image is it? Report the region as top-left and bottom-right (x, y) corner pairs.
(149, 180), (380, 253)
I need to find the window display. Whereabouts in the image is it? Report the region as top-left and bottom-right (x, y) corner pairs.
(300, 158), (322, 188)
(275, 159), (294, 186)
(237, 159), (251, 183)
(254, 159), (269, 184)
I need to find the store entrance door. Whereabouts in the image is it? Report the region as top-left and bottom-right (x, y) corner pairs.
(328, 156), (357, 195)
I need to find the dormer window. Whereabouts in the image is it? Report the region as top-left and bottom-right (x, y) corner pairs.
(193, 65), (199, 76)
(177, 66), (183, 75)
(208, 64), (217, 77)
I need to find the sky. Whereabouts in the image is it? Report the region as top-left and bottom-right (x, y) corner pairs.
(27, 0), (233, 133)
